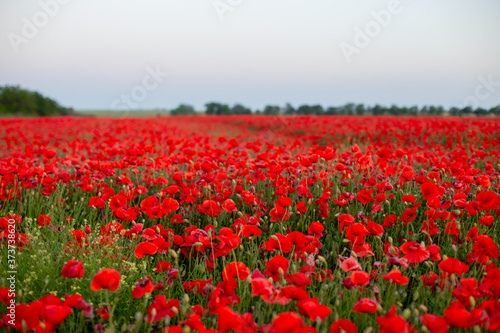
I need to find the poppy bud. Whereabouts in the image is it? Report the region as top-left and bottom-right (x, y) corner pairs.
(193, 242), (203, 247)
(318, 256), (327, 264)
(419, 304), (428, 313)
(170, 250), (178, 259)
(452, 245), (458, 252)
(363, 328), (373, 333)
(469, 296), (476, 307)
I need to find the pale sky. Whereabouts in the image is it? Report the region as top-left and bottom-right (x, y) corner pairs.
(1, 0), (499, 111)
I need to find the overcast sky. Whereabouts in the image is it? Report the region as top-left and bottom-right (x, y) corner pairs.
(1, 0), (499, 111)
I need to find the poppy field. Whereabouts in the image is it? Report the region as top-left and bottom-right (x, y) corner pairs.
(1, 115), (500, 333)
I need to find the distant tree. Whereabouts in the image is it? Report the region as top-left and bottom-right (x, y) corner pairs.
(297, 105), (312, 115)
(325, 106), (338, 115)
(263, 105), (281, 115)
(474, 107), (488, 116)
(355, 104), (365, 115)
(284, 103), (296, 115)
(0, 85), (70, 116)
(171, 104), (196, 115)
(231, 104), (252, 115)
(372, 104), (384, 116)
(490, 106), (500, 116)
(310, 105), (324, 115)
(205, 102), (230, 115)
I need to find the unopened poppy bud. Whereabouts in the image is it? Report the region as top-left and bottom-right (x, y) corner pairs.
(388, 236), (393, 244)
(414, 309), (419, 317)
(334, 313), (339, 321)
(351, 251), (357, 258)
(182, 326), (191, 333)
(151, 308), (157, 319)
(239, 245), (243, 251)
(422, 326), (430, 333)
(442, 255), (448, 260)
(135, 311), (143, 322)
(452, 245), (458, 252)
(413, 291), (419, 301)
(363, 328), (373, 333)
(170, 250), (178, 259)
(453, 209), (461, 215)
(156, 227), (161, 234)
(419, 304), (428, 313)
(342, 239), (350, 243)
(278, 267), (285, 277)
(271, 235), (279, 241)
(469, 296), (476, 307)
(193, 242), (203, 247)
(237, 211), (243, 217)
(472, 326), (481, 333)
(377, 304), (383, 314)
(318, 256), (327, 264)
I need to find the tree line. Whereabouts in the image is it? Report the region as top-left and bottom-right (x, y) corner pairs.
(0, 85), (73, 116)
(171, 102), (500, 117)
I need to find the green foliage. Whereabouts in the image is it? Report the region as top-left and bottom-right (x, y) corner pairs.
(0, 85), (71, 116)
(170, 104), (197, 116)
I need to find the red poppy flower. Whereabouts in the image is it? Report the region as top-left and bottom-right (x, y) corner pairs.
(330, 319), (358, 333)
(222, 262), (250, 283)
(400, 241), (430, 264)
(476, 191), (500, 210)
(146, 295), (179, 322)
(340, 257), (361, 272)
(350, 271), (370, 286)
(134, 241), (159, 258)
(439, 258), (469, 277)
(264, 255), (289, 281)
(421, 182), (439, 200)
(90, 268), (121, 292)
(420, 314), (449, 333)
(38, 214), (51, 227)
(132, 277), (154, 298)
(296, 297), (332, 321)
(382, 270), (409, 285)
(353, 298), (378, 313)
(357, 190), (374, 205)
(61, 260), (84, 279)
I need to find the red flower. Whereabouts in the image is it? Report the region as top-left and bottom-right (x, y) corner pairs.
(134, 241), (159, 258)
(444, 301), (473, 329)
(357, 190), (374, 205)
(264, 255), (289, 281)
(421, 182), (439, 200)
(146, 295), (179, 322)
(400, 241), (430, 264)
(162, 197), (180, 215)
(154, 261), (173, 273)
(350, 271), (370, 286)
(38, 214), (51, 227)
(61, 260), (84, 279)
(382, 270), (409, 285)
(222, 262), (250, 284)
(340, 257), (361, 273)
(90, 268), (121, 292)
(132, 277), (154, 298)
(296, 297), (332, 321)
(420, 314), (449, 333)
(353, 298), (378, 313)
(330, 319), (358, 333)
(439, 258), (469, 277)
(476, 191), (500, 210)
